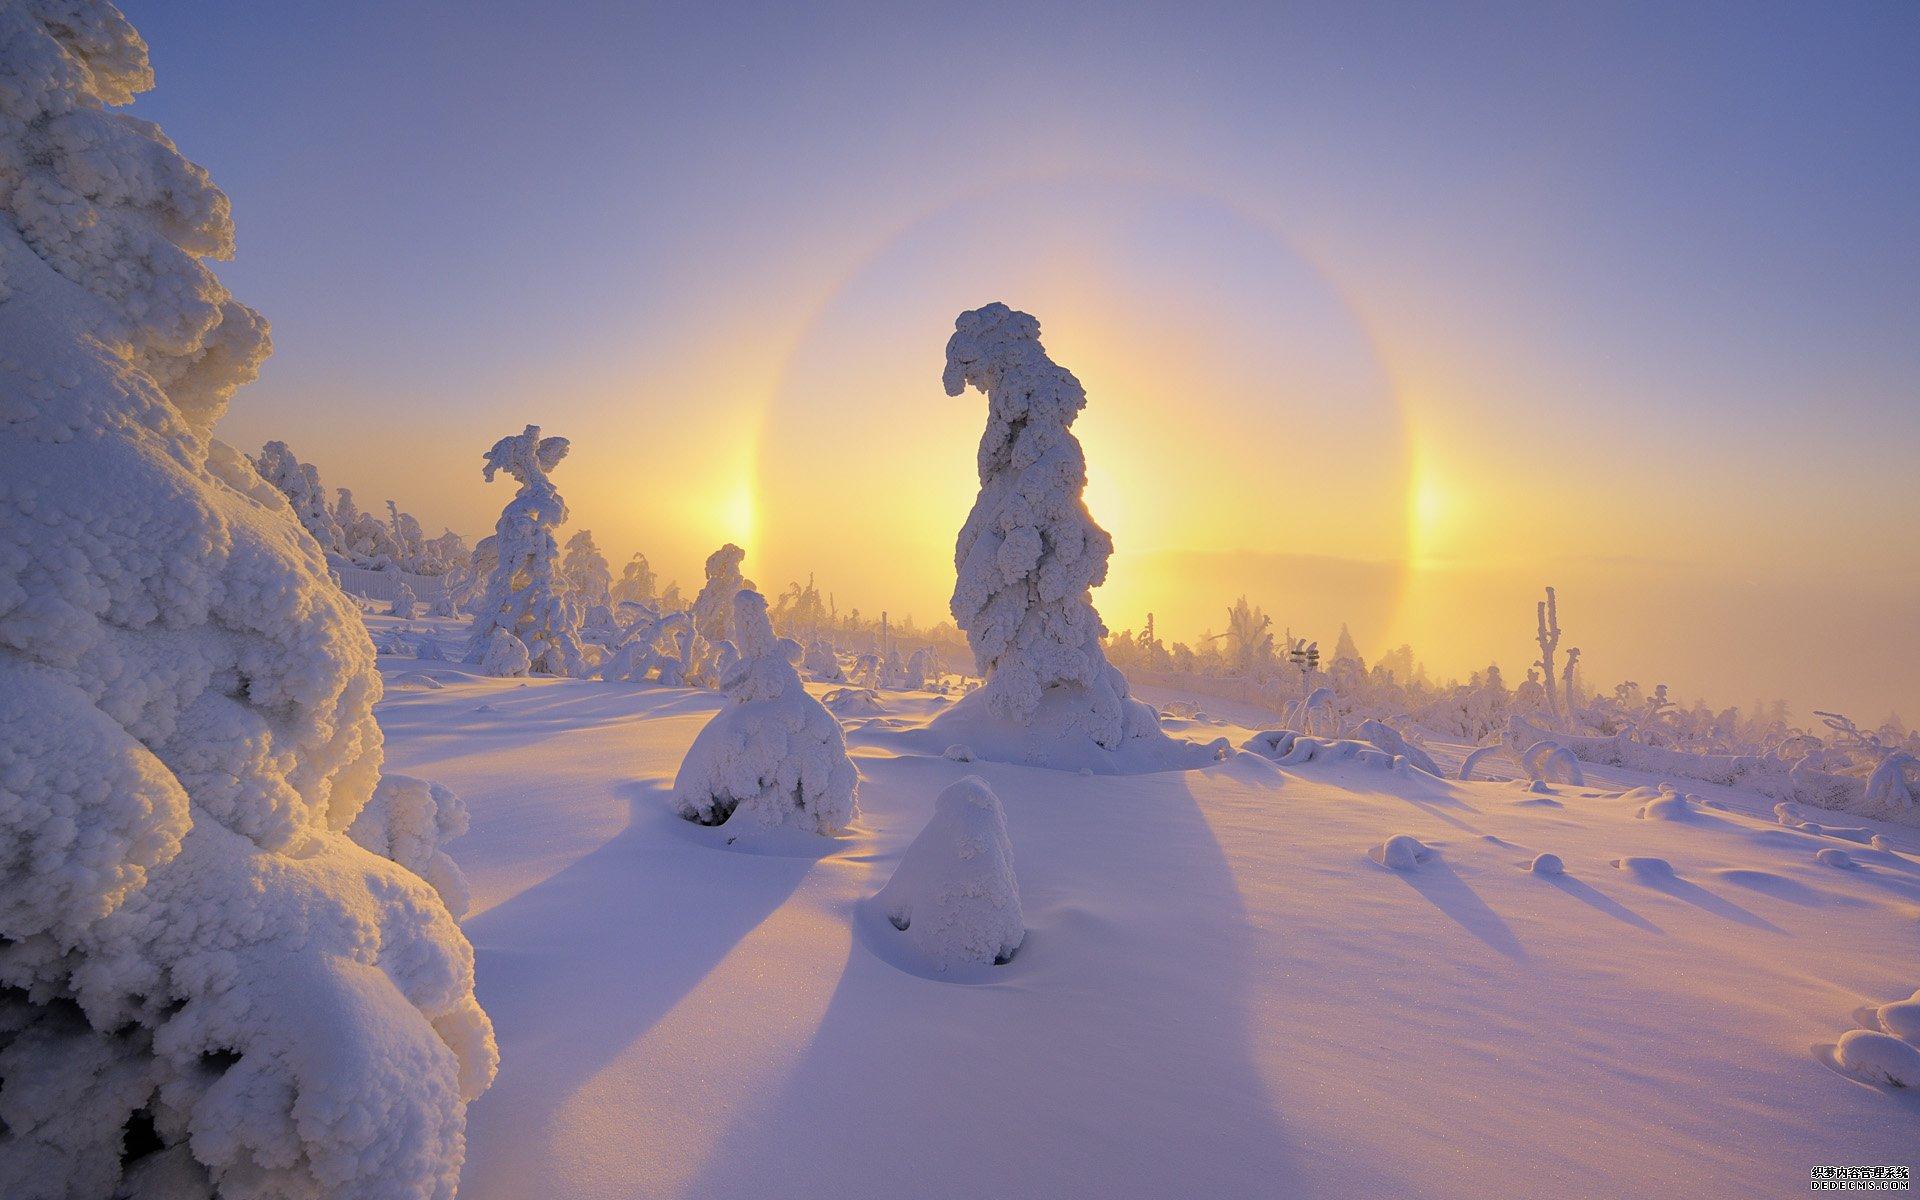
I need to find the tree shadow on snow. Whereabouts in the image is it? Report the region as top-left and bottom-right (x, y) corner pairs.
(456, 779), (818, 1195)
(1385, 854), (1530, 961)
(1540, 873), (1663, 934)
(671, 762), (1322, 1200)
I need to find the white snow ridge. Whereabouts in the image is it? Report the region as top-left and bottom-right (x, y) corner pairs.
(874, 776), (1025, 972)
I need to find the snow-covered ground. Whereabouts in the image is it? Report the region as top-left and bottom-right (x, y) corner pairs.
(368, 615), (1920, 1199)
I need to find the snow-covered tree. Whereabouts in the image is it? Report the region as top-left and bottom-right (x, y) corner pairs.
(391, 579), (419, 619)
(1332, 622), (1363, 670)
(562, 528), (612, 608)
(875, 776), (1024, 970)
(672, 590), (858, 836)
(463, 425), (585, 676)
(1534, 586), (1565, 726)
(690, 542), (752, 644)
(249, 440), (338, 550)
(0, 7), (495, 1194)
(612, 550), (658, 607)
(940, 302), (1158, 750)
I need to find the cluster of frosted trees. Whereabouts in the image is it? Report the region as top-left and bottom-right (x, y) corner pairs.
(1103, 590), (1916, 816)
(251, 440), (469, 575)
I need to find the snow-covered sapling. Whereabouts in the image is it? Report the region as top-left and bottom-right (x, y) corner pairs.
(391, 578), (419, 618)
(690, 542), (752, 644)
(672, 590), (858, 836)
(941, 302), (1159, 750)
(1534, 587), (1564, 726)
(0, 8), (495, 1193)
(875, 776), (1025, 970)
(463, 425), (586, 676)
(562, 528), (613, 608)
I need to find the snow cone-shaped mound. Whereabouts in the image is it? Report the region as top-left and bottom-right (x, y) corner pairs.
(875, 777), (1025, 971)
(673, 590), (858, 837)
(0, 6), (495, 1195)
(914, 303), (1202, 774)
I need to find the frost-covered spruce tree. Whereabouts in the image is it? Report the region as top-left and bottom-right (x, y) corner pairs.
(612, 550), (657, 607)
(941, 302), (1159, 750)
(463, 425), (585, 676)
(562, 528), (612, 608)
(690, 542), (752, 644)
(673, 589), (858, 836)
(250, 439), (339, 552)
(0, 7), (496, 1196)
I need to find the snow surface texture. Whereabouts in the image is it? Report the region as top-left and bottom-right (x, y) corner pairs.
(873, 776), (1024, 972)
(671, 590), (858, 837)
(463, 425), (585, 677)
(364, 663), (1919, 1198)
(0, 6), (495, 1196)
(940, 304), (1154, 750)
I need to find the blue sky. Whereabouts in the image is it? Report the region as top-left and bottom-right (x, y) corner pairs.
(121, 1), (1920, 716)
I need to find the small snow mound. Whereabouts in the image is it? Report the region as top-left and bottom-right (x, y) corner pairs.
(1611, 855), (1674, 878)
(874, 777), (1024, 971)
(1636, 792), (1692, 820)
(1876, 993), (1920, 1043)
(1369, 834), (1430, 871)
(479, 628), (532, 677)
(1243, 731), (1399, 772)
(823, 687), (886, 717)
(1815, 847), (1857, 870)
(942, 744), (974, 762)
(1871, 834), (1903, 854)
(390, 671), (445, 690)
(1835, 1029), (1920, 1089)
(1528, 852), (1566, 876)
(1527, 780), (1553, 795)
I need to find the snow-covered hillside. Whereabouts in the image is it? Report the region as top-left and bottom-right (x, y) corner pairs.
(366, 613), (1920, 1200)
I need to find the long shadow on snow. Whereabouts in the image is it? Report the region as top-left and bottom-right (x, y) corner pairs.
(1384, 853), (1530, 960)
(675, 757), (1313, 1200)
(379, 680), (724, 761)
(456, 780), (816, 1195)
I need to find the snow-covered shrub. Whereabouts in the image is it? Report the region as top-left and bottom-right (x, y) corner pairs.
(690, 542), (752, 644)
(562, 528), (612, 608)
(600, 608), (695, 686)
(1352, 719), (1441, 777)
(391, 579), (419, 619)
(939, 302), (1160, 751)
(672, 590), (858, 836)
(479, 628), (532, 677)
(348, 775), (473, 920)
(1836, 986), (1920, 1089)
(463, 425), (585, 676)
(804, 638), (845, 682)
(0, 7), (495, 1194)
(874, 776), (1024, 970)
